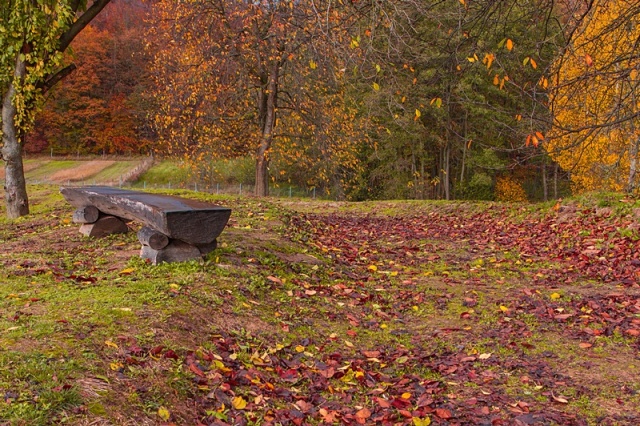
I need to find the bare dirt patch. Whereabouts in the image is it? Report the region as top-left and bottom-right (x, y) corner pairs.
(50, 160), (116, 183)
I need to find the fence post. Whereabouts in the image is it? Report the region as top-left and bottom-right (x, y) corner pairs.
(289, 187), (292, 198)
(240, 183), (243, 195)
(216, 183), (219, 195)
(313, 187), (316, 199)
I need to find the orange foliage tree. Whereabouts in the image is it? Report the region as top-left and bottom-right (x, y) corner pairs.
(147, 0), (367, 196)
(548, 0), (640, 192)
(27, 0), (153, 156)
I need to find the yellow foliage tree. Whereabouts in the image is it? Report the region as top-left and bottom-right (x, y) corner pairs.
(549, 0), (640, 192)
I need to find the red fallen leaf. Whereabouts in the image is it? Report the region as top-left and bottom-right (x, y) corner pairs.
(463, 297), (477, 307)
(346, 314), (360, 326)
(346, 330), (357, 337)
(579, 342), (593, 349)
(281, 323), (290, 332)
(266, 276), (282, 284)
(435, 408), (452, 419)
(295, 400), (312, 413)
(279, 368), (299, 382)
(150, 345), (164, 356)
(416, 395), (434, 407)
(554, 314), (574, 321)
(164, 349), (179, 360)
(188, 363), (205, 377)
(355, 408), (371, 424)
(391, 398), (411, 409)
(362, 350), (380, 358)
(460, 356), (476, 362)
(625, 329), (640, 336)
(56, 319), (68, 324)
(319, 409), (339, 423)
(319, 367), (335, 378)
(373, 397), (391, 408)
(477, 406), (490, 415)
(398, 409), (413, 418)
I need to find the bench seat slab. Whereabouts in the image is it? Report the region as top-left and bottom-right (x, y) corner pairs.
(61, 186), (231, 245)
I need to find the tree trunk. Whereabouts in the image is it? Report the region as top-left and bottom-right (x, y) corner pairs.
(542, 162), (548, 202)
(553, 163), (559, 199)
(628, 135), (639, 192)
(255, 63), (279, 197)
(444, 142), (451, 200)
(1, 57), (29, 218)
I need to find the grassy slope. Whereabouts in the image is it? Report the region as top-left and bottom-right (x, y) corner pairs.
(0, 187), (639, 425)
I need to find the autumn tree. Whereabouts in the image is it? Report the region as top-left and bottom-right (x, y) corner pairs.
(0, 0), (111, 218)
(25, 0), (153, 156)
(147, 0), (368, 196)
(351, 0), (562, 200)
(548, 0), (640, 192)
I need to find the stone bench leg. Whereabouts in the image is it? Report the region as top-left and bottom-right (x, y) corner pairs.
(78, 215), (129, 238)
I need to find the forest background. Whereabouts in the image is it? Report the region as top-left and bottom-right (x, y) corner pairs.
(15, 0), (640, 202)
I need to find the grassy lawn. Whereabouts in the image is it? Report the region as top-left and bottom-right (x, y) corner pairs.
(0, 186), (638, 425)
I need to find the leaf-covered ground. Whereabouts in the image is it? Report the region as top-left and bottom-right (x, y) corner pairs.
(1, 188), (639, 425)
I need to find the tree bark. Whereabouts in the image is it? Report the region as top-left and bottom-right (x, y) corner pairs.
(553, 163), (559, 199)
(542, 162), (548, 202)
(255, 63), (279, 197)
(1, 56), (29, 218)
(628, 135), (639, 193)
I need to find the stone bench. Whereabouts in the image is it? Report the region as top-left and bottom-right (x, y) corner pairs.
(60, 186), (231, 264)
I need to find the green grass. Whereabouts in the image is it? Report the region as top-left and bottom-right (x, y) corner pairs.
(0, 187), (638, 424)
(133, 160), (190, 187)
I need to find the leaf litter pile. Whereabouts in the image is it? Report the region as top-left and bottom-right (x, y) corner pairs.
(1, 192), (640, 425)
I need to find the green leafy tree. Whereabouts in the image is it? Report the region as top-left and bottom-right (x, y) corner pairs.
(351, 0), (562, 201)
(0, 0), (110, 218)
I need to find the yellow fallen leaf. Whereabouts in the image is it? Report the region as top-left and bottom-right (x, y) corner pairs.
(104, 340), (118, 349)
(119, 268), (135, 275)
(550, 292), (561, 300)
(295, 345), (305, 353)
(413, 417), (431, 426)
(157, 406), (170, 421)
(499, 305), (509, 312)
(110, 362), (123, 371)
(232, 396), (248, 410)
(401, 392), (412, 399)
(368, 265), (378, 272)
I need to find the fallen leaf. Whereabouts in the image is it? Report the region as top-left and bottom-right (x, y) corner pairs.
(435, 408), (452, 419)
(552, 394), (569, 404)
(232, 396), (248, 410)
(355, 408), (371, 424)
(157, 406), (170, 421)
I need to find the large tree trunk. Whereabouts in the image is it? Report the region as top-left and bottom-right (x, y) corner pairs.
(255, 63), (279, 197)
(1, 57), (29, 218)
